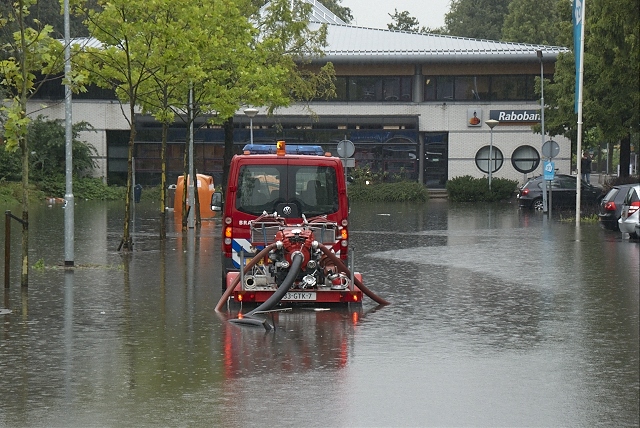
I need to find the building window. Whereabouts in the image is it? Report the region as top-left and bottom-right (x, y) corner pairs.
(475, 145), (504, 174)
(491, 75), (536, 101)
(511, 145), (540, 173)
(454, 76), (490, 100)
(423, 75), (538, 101)
(334, 77), (348, 100)
(346, 76), (412, 101)
(436, 76), (454, 100)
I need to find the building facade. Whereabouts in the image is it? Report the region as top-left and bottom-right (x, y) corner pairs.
(27, 1), (571, 188)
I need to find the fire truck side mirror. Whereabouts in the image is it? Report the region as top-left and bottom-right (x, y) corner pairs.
(211, 192), (223, 211)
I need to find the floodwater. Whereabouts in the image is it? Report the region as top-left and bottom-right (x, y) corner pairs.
(0, 198), (638, 427)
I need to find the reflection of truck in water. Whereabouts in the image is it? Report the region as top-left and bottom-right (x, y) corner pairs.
(222, 307), (360, 378)
(213, 141), (380, 308)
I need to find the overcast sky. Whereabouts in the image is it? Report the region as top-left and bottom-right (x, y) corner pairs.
(342, 0), (451, 30)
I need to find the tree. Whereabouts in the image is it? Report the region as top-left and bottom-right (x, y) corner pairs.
(445, 0), (511, 40)
(544, 0), (639, 176)
(72, 0), (168, 250)
(502, 0), (562, 45)
(27, 115), (96, 181)
(0, 0), (65, 286)
(218, 0), (336, 191)
(135, 0), (255, 235)
(387, 9), (421, 33)
(586, 0), (638, 176)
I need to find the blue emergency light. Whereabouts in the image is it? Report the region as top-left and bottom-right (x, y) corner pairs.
(242, 143), (324, 155)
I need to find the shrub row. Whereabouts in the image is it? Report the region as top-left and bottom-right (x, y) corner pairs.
(446, 175), (518, 202)
(347, 181), (429, 203)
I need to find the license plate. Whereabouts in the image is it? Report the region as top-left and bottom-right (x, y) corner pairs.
(244, 257), (263, 266)
(283, 292), (316, 301)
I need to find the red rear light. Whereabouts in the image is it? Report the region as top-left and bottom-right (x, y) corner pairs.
(521, 188), (530, 196)
(629, 201), (640, 215)
(235, 291), (256, 302)
(341, 291), (361, 302)
(604, 201), (616, 211)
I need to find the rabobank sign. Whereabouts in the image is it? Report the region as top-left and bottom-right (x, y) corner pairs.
(490, 110), (540, 123)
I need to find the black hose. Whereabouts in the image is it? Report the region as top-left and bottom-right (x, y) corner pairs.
(245, 252), (304, 316)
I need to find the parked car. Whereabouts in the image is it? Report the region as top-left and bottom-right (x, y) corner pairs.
(517, 174), (603, 210)
(618, 184), (640, 239)
(598, 184), (637, 231)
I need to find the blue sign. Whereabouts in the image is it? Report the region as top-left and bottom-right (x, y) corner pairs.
(544, 161), (555, 180)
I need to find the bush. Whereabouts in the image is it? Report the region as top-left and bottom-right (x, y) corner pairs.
(74, 178), (126, 200)
(348, 181), (429, 202)
(30, 176), (125, 201)
(446, 175), (518, 202)
(602, 175), (640, 192)
(0, 181), (45, 204)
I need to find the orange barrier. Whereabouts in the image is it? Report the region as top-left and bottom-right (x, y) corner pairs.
(174, 174), (216, 219)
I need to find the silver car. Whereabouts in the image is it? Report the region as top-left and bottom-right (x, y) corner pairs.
(618, 184), (640, 239)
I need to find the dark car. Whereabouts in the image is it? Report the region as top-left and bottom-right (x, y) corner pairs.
(598, 184), (636, 231)
(517, 174), (603, 210)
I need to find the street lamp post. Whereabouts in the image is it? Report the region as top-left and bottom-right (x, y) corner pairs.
(244, 108), (258, 145)
(485, 119), (499, 190)
(537, 50), (548, 214)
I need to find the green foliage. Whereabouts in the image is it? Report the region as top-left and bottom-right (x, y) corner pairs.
(349, 165), (388, 185)
(0, 116), (97, 182)
(545, 0), (639, 164)
(349, 165), (416, 185)
(387, 9), (423, 33)
(502, 0), (562, 45)
(0, 142), (23, 181)
(601, 175), (640, 193)
(446, 175), (518, 202)
(0, 181), (24, 204)
(36, 175), (125, 200)
(348, 182), (429, 203)
(445, 0), (511, 40)
(0, 181), (45, 204)
(27, 116), (97, 181)
(32, 258), (45, 271)
(74, 178), (125, 200)
(0, 2), (64, 150)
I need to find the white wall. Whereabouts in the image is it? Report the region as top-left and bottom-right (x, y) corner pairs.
(278, 101), (572, 185)
(26, 98), (571, 185)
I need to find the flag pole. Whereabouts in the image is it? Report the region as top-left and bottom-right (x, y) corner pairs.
(574, 0), (586, 223)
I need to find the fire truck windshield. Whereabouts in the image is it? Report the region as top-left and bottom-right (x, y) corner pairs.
(236, 165), (339, 216)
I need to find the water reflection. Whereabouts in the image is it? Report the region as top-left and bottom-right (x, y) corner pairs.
(221, 307), (361, 379)
(0, 199), (636, 427)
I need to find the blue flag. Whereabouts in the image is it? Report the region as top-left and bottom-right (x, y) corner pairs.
(573, 0), (584, 113)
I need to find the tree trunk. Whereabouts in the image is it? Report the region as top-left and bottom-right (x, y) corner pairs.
(119, 104), (136, 251)
(18, 4), (29, 287)
(20, 132), (29, 287)
(160, 121), (168, 239)
(194, 173), (201, 226)
(619, 132), (631, 177)
(181, 143), (188, 231)
(222, 117), (234, 192)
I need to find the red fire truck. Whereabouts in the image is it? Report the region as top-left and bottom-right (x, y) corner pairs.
(212, 141), (364, 307)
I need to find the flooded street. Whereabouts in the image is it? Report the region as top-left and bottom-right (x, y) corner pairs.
(0, 199), (638, 427)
